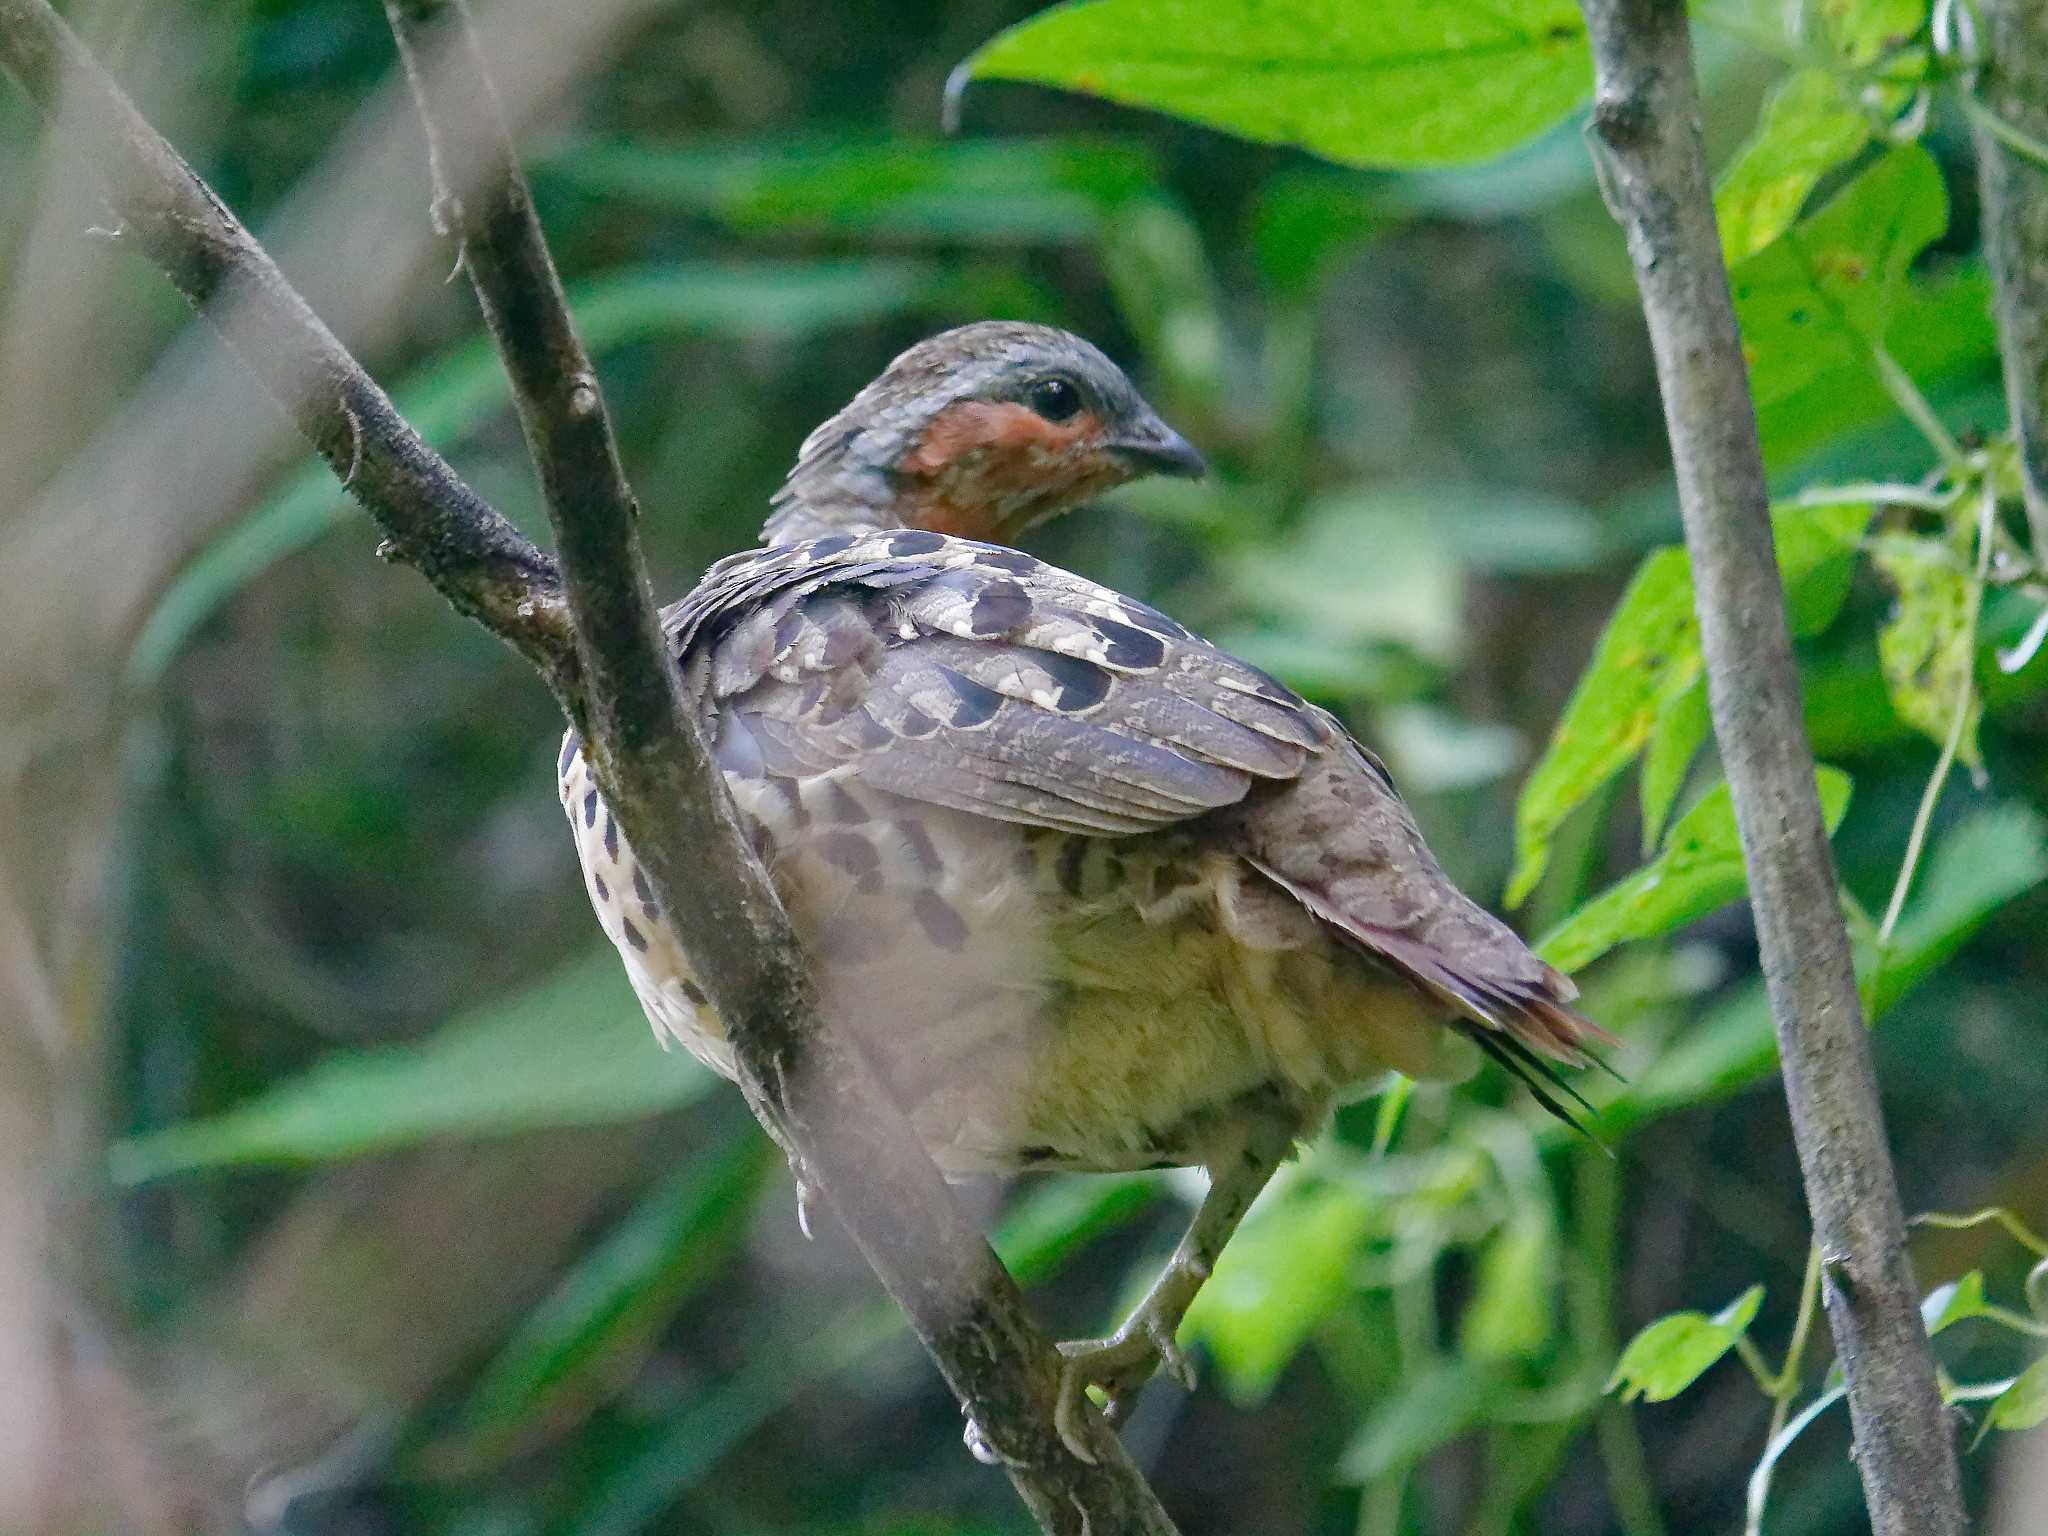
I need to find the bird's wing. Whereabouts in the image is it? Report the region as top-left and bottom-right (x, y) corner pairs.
(1213, 721), (1614, 1083)
(665, 529), (1328, 836)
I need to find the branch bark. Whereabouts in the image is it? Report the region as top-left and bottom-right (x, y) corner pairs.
(1971, 0), (2048, 563)
(1573, 5), (1965, 1535)
(0, 0), (1181, 1530)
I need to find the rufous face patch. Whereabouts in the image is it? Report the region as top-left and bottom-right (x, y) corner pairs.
(898, 400), (1129, 539)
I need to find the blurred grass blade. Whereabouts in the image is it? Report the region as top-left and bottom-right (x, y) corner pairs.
(110, 950), (702, 1182)
(953, 0), (1591, 170)
(991, 1172), (1159, 1287)
(127, 260), (944, 684)
(447, 1116), (770, 1459)
(541, 134), (1160, 242)
(541, 1172), (1157, 1533)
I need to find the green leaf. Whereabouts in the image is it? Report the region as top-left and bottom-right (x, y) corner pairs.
(1337, 1359), (1498, 1480)
(1608, 1285), (1764, 1404)
(1921, 1270), (1988, 1337)
(1460, 1210), (1559, 1362)
(541, 134), (1161, 242)
(1603, 805), (2047, 1136)
(1716, 70), (1871, 263)
(1817, 0), (1931, 68)
(1182, 1182), (1374, 1403)
(1987, 1355), (2048, 1432)
(452, 1122), (768, 1452)
(1639, 681), (1710, 852)
(1755, 264), (1997, 469)
(1536, 768), (1852, 975)
(1508, 501), (1866, 904)
(1871, 534), (1982, 767)
(954, 0), (1592, 170)
(127, 261), (944, 683)
(110, 951), (703, 1182)
(1731, 147), (1948, 446)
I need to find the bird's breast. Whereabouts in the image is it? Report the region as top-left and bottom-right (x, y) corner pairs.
(560, 736), (1465, 1176)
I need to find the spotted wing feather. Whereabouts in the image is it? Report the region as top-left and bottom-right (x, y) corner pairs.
(666, 530), (1608, 1081)
(668, 531), (1327, 836)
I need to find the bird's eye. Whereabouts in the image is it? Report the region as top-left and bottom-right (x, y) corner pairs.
(1026, 377), (1082, 423)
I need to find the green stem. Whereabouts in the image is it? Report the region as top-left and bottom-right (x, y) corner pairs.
(1878, 481), (1995, 941)
(1572, 1149), (1668, 1536)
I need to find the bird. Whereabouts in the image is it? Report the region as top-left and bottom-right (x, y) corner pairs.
(556, 321), (1608, 1455)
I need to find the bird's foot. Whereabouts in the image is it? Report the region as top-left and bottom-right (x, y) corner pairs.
(1053, 1294), (1197, 1461)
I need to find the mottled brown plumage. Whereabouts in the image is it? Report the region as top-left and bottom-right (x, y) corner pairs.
(560, 322), (1605, 1455)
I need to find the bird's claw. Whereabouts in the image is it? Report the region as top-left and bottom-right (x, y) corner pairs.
(1053, 1304), (1197, 1461)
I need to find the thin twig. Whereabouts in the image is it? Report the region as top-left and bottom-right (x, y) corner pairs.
(1574, 4), (1965, 1535)
(1878, 481), (1994, 942)
(377, 4), (1179, 1532)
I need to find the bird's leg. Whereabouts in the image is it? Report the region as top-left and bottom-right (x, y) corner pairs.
(1054, 1108), (1297, 1459)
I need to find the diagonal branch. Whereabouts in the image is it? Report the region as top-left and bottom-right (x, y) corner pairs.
(376, 10), (1180, 1531)
(1572, 4), (1965, 1536)
(0, 0), (573, 698)
(0, 0), (1180, 1529)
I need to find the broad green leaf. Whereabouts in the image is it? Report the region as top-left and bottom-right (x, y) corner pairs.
(2030, 1259), (2048, 1322)
(1608, 1285), (1764, 1404)
(1337, 1359), (1498, 1480)
(1536, 768), (1852, 975)
(1872, 534), (1982, 767)
(955, 0), (1592, 170)
(1987, 1355), (2048, 1431)
(1508, 501), (1866, 904)
(1756, 264), (1997, 469)
(1921, 1270), (1988, 1337)
(1460, 1210), (1559, 1362)
(110, 951), (702, 1182)
(453, 1123), (768, 1452)
(127, 261), (943, 683)
(1716, 70), (1870, 263)
(1183, 1182), (1374, 1403)
(1639, 680), (1710, 852)
(541, 134), (1161, 242)
(1731, 147), (1947, 445)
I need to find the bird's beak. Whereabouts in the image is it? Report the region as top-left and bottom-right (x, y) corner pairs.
(1110, 420), (1207, 480)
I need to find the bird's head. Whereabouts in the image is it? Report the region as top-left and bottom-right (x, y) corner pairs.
(763, 322), (1205, 545)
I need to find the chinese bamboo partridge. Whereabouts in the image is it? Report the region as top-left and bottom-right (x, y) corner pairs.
(558, 322), (1606, 1452)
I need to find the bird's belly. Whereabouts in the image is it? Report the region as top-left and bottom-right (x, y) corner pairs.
(560, 740), (1467, 1175)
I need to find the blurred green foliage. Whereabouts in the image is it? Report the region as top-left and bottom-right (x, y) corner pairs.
(10, 0), (2048, 1532)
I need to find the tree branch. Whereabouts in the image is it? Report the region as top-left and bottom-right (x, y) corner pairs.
(376, 10), (1180, 1531)
(1572, 4), (1965, 1535)
(1971, 0), (2048, 563)
(0, 0), (1181, 1528)
(0, 0), (573, 698)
